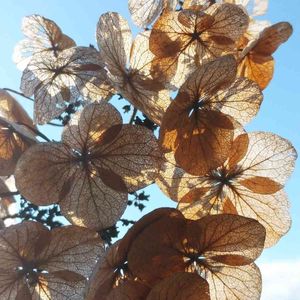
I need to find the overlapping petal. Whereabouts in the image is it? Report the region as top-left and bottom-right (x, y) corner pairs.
(129, 0), (178, 28)
(237, 22), (292, 89)
(0, 90), (36, 176)
(97, 13), (171, 125)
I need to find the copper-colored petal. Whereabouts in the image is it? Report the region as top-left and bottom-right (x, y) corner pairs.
(62, 102), (122, 152)
(205, 3), (249, 42)
(239, 176), (283, 194)
(119, 208), (184, 258)
(0, 273), (30, 300)
(227, 133), (249, 168)
(129, 0), (178, 28)
(96, 12), (132, 78)
(186, 214), (266, 261)
(85, 241), (150, 300)
(21, 47), (109, 124)
(253, 22), (293, 56)
(156, 153), (209, 202)
(147, 272), (210, 300)
(37, 225), (104, 278)
(210, 77), (263, 125)
(237, 53), (274, 90)
(127, 211), (187, 284)
(15, 143), (74, 205)
(0, 121), (35, 176)
(173, 110), (234, 175)
(204, 262), (262, 300)
(0, 89), (34, 128)
(34, 273), (86, 300)
(93, 124), (162, 192)
(237, 132), (297, 185)
(59, 165), (128, 230)
(106, 280), (150, 300)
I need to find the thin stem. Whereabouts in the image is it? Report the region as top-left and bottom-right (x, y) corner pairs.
(129, 107), (137, 124)
(1, 213), (20, 221)
(0, 191), (20, 198)
(47, 122), (64, 127)
(3, 88), (34, 102)
(16, 122), (51, 142)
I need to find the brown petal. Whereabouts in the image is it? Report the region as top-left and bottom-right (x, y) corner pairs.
(15, 143), (74, 205)
(186, 214), (266, 262)
(156, 153), (209, 202)
(0, 221), (48, 271)
(173, 110), (234, 175)
(34, 273), (86, 300)
(86, 241), (150, 300)
(205, 3), (249, 42)
(0, 117), (36, 176)
(93, 124), (162, 192)
(237, 53), (274, 90)
(0, 273), (30, 300)
(204, 262), (262, 300)
(21, 47), (109, 124)
(227, 133), (249, 168)
(37, 225), (104, 278)
(59, 165), (128, 230)
(229, 187), (291, 247)
(97, 168), (128, 193)
(147, 272), (210, 300)
(211, 77), (263, 125)
(237, 132), (297, 185)
(0, 89), (34, 128)
(106, 280), (150, 300)
(62, 102), (122, 152)
(129, 0), (177, 28)
(119, 208), (184, 258)
(127, 210), (187, 284)
(253, 22), (293, 56)
(239, 176), (283, 194)
(97, 12), (132, 78)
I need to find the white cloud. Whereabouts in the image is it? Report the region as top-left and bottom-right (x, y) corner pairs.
(258, 260), (300, 300)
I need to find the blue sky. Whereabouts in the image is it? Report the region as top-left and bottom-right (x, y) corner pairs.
(0, 1), (299, 298)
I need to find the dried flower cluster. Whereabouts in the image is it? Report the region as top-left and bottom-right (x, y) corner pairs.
(0, 0), (296, 299)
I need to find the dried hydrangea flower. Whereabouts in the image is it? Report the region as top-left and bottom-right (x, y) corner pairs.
(0, 221), (103, 299)
(159, 55), (262, 175)
(20, 46), (112, 124)
(127, 208), (265, 300)
(157, 131), (297, 246)
(15, 102), (162, 230)
(149, 3), (249, 87)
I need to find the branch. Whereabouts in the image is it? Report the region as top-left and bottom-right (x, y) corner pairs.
(1, 213), (20, 221)
(16, 122), (51, 142)
(0, 191), (20, 198)
(3, 88), (34, 102)
(46, 122), (64, 127)
(129, 107), (137, 124)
